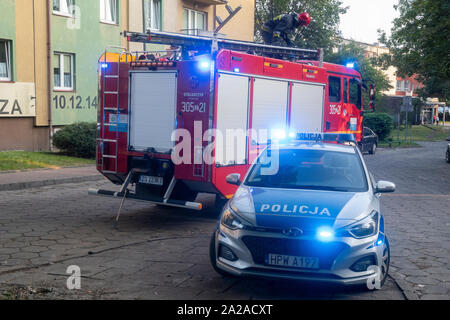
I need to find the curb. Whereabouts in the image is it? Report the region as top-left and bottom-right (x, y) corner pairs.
(0, 175), (105, 192)
(389, 270), (420, 300)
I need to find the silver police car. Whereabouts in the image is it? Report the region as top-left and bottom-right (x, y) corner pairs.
(210, 134), (395, 288)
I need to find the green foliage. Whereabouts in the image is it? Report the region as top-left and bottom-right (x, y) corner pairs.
(327, 42), (392, 107)
(255, 0), (348, 53)
(363, 113), (394, 141)
(378, 0), (450, 102)
(53, 122), (97, 159)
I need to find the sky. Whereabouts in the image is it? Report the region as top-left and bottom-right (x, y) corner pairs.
(339, 0), (400, 44)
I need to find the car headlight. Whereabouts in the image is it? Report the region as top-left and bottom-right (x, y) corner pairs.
(342, 211), (379, 239)
(220, 205), (247, 230)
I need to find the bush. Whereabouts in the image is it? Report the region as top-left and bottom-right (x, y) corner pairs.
(53, 122), (97, 158)
(364, 112), (393, 141)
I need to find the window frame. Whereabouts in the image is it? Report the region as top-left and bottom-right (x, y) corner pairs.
(53, 0), (74, 17)
(182, 8), (206, 35)
(0, 40), (12, 81)
(100, 0), (118, 25)
(349, 78), (362, 110)
(53, 52), (74, 91)
(328, 76), (341, 103)
(143, 0), (161, 31)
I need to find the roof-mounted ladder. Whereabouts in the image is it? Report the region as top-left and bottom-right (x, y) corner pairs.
(123, 30), (322, 62)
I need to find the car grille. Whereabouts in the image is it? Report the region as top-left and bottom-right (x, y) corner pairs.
(241, 236), (348, 270)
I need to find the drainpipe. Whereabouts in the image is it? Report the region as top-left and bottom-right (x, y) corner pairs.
(46, 0), (53, 151)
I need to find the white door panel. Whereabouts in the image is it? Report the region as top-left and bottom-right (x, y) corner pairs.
(290, 83), (324, 133)
(129, 72), (177, 152)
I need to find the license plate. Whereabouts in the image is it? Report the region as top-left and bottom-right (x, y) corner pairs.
(139, 175), (163, 186)
(266, 254), (319, 269)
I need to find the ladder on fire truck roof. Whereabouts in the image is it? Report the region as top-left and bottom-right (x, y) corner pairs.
(123, 30), (323, 63)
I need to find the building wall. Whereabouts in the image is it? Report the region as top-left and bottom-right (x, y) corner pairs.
(0, 0), (49, 151)
(216, 0), (254, 41)
(50, 1), (126, 126)
(0, 0), (129, 151)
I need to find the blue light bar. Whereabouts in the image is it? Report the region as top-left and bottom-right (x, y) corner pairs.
(294, 133), (356, 143)
(101, 63), (109, 69)
(346, 62), (355, 69)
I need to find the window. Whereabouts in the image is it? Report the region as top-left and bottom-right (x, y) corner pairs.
(182, 8), (206, 35)
(54, 53), (74, 90)
(349, 78), (362, 110)
(396, 80), (403, 91)
(245, 149), (368, 192)
(0, 40), (11, 81)
(144, 0), (161, 31)
(53, 0), (74, 16)
(328, 76), (341, 102)
(100, 0), (117, 24)
(404, 80), (410, 91)
(343, 78), (348, 103)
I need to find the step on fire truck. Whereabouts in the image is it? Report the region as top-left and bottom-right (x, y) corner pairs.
(89, 27), (375, 214)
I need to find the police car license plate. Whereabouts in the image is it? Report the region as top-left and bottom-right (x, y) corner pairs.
(139, 175), (163, 186)
(266, 254), (319, 269)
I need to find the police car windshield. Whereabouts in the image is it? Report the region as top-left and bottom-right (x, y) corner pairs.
(245, 148), (368, 192)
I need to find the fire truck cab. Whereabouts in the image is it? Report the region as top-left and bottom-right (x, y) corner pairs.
(89, 30), (368, 211)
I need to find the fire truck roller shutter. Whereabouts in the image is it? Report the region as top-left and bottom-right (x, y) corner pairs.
(251, 78), (289, 144)
(215, 74), (250, 166)
(129, 71), (177, 153)
(290, 82), (325, 133)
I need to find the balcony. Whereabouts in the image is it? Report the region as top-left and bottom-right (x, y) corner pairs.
(184, 0), (227, 5)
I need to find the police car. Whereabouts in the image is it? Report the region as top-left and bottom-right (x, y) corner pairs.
(210, 133), (395, 288)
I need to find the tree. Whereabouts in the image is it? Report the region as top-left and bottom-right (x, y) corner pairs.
(255, 0), (348, 54)
(327, 42), (392, 107)
(378, 0), (450, 102)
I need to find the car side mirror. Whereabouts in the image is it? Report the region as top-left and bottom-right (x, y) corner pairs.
(375, 181), (396, 193)
(226, 173), (241, 186)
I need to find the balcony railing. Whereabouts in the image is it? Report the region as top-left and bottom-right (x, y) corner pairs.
(184, 0), (227, 5)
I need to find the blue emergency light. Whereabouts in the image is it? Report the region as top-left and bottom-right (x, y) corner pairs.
(294, 133), (357, 144)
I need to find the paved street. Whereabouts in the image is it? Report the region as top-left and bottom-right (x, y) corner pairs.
(0, 141), (448, 300)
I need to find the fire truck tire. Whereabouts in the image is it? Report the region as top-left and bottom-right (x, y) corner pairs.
(209, 231), (234, 277)
(369, 143), (377, 155)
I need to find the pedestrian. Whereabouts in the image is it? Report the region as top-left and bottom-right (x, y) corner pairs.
(261, 12), (311, 47)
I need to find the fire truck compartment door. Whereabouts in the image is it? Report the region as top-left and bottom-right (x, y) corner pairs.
(251, 78), (289, 144)
(129, 71), (177, 152)
(215, 73), (249, 165)
(290, 82), (325, 133)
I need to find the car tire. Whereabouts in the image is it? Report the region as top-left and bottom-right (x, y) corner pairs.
(369, 143), (377, 155)
(209, 231), (234, 277)
(446, 149), (450, 163)
(380, 238), (390, 287)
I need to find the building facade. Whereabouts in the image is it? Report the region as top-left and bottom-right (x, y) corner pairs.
(0, 0), (128, 151)
(1, 0), (254, 151)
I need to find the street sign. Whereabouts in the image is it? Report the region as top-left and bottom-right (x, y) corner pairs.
(401, 96), (414, 112)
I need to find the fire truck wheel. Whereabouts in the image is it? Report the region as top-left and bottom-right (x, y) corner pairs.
(209, 231), (234, 278)
(369, 143), (377, 155)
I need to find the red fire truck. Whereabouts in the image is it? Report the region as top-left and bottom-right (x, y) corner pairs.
(89, 30), (374, 212)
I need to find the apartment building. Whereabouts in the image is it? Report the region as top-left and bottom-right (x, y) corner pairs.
(0, 0), (129, 151)
(128, 0), (255, 52)
(0, 0), (255, 151)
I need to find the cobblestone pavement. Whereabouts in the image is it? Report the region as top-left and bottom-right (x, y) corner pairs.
(364, 141), (450, 300)
(0, 141), (448, 300)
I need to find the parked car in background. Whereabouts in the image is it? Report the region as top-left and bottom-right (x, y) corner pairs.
(359, 127), (378, 155)
(446, 138), (450, 163)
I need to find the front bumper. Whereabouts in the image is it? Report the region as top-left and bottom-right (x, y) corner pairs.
(214, 225), (386, 286)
